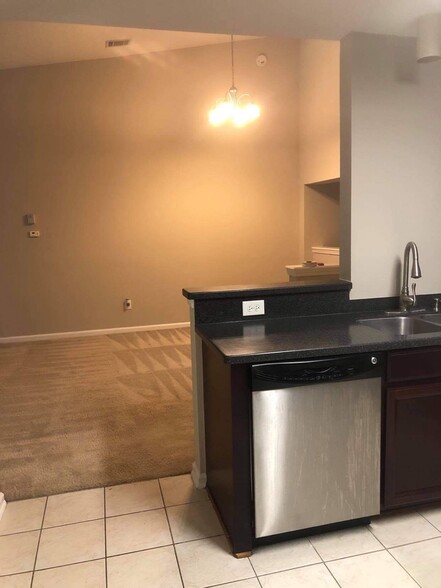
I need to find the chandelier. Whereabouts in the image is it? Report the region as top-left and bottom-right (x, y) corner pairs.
(208, 35), (261, 128)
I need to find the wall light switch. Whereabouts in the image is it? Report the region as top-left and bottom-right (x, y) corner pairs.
(25, 214), (36, 225)
(242, 299), (265, 316)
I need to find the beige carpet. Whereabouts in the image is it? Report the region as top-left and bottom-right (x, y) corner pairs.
(0, 328), (194, 501)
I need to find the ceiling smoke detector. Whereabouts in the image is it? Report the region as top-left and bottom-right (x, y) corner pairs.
(105, 39), (131, 48)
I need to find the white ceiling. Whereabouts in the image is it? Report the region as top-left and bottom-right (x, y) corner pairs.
(2, 0), (441, 70)
(0, 21), (254, 70)
(1, 0), (441, 40)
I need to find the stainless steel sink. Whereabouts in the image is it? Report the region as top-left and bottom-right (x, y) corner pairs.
(358, 316), (441, 336)
(420, 313), (441, 325)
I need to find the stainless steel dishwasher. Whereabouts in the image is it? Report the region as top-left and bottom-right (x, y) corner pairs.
(252, 354), (383, 539)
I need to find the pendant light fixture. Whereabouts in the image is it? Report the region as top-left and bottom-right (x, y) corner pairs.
(208, 35), (261, 127)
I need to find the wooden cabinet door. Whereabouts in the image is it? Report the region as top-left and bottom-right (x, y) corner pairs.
(384, 381), (441, 508)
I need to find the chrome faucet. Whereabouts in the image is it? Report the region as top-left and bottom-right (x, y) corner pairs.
(399, 241), (422, 311)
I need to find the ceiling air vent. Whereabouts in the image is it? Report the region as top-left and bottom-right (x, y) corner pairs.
(105, 39), (131, 48)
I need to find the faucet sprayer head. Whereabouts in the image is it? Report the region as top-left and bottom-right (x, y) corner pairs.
(411, 257), (422, 279)
(405, 241), (422, 279)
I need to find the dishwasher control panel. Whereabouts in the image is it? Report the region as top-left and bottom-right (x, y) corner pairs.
(252, 354), (384, 391)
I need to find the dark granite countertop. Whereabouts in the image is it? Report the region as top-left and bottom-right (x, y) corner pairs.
(183, 279), (351, 300)
(197, 310), (441, 364)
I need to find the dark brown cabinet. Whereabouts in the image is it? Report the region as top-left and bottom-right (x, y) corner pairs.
(384, 347), (441, 508)
(202, 339), (441, 552)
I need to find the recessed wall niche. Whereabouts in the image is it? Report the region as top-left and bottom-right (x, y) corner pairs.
(304, 178), (340, 261)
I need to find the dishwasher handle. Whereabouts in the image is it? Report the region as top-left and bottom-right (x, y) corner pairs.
(252, 354), (383, 391)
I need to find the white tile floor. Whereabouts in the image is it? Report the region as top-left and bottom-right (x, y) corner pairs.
(1, 474), (441, 587)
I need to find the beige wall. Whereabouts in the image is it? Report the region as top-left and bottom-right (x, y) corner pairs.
(297, 40), (340, 185)
(0, 38), (302, 336)
(341, 33), (441, 299)
(296, 40), (340, 260)
(304, 181), (340, 260)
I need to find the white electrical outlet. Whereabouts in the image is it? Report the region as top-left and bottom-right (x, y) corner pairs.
(124, 298), (132, 311)
(242, 299), (265, 316)
(27, 230), (40, 238)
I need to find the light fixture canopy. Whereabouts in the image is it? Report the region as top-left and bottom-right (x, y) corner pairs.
(208, 35), (260, 127)
(417, 13), (441, 63)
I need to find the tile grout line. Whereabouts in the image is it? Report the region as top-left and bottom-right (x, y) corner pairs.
(255, 558), (354, 580)
(0, 527), (50, 538)
(382, 534), (441, 550)
(19, 556), (106, 575)
(386, 548), (423, 588)
(105, 534), (226, 558)
(103, 488), (108, 588)
(174, 533), (225, 546)
(0, 571), (31, 581)
(247, 552), (263, 586)
(249, 550), (352, 588)
(30, 496), (48, 587)
(1, 537), (111, 577)
(207, 577), (262, 588)
(307, 536), (344, 588)
(158, 480), (185, 588)
(365, 524), (423, 588)
(365, 522), (397, 549)
(323, 559), (350, 588)
(105, 504), (166, 520)
(418, 509), (441, 534)
(254, 560), (334, 579)
(39, 515), (105, 533)
(313, 546), (384, 564)
(365, 521), (441, 550)
(106, 544), (174, 560)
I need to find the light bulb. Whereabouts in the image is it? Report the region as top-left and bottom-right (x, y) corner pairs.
(208, 106), (223, 126)
(209, 95), (260, 127)
(232, 106), (249, 127)
(245, 103), (260, 122)
(231, 103), (261, 127)
(208, 101), (234, 126)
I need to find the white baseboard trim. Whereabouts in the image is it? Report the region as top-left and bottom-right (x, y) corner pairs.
(0, 322), (190, 344)
(0, 493), (6, 521)
(191, 461), (207, 489)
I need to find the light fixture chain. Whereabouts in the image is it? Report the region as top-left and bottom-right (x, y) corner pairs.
(231, 34), (235, 88)
(208, 32), (260, 127)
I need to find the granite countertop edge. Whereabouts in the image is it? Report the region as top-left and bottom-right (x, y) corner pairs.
(183, 279), (351, 300)
(207, 336), (441, 364)
(196, 310), (441, 364)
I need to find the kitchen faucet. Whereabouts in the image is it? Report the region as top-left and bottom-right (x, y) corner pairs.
(399, 241), (422, 311)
